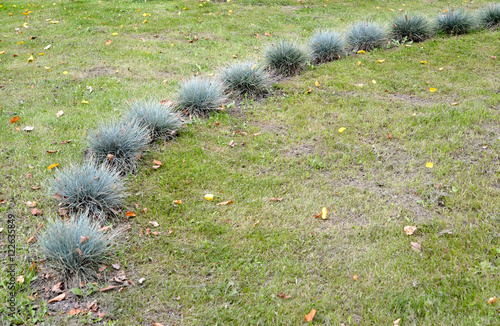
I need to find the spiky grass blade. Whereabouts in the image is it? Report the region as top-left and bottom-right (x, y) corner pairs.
(38, 215), (115, 282)
(346, 21), (388, 52)
(87, 120), (149, 172)
(435, 9), (475, 35)
(392, 13), (431, 42)
(176, 77), (226, 116)
(479, 3), (500, 29)
(125, 99), (182, 140)
(309, 30), (345, 63)
(264, 40), (309, 76)
(222, 62), (271, 97)
(50, 162), (126, 221)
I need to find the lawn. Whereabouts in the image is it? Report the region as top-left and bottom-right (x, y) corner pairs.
(1, 0), (499, 325)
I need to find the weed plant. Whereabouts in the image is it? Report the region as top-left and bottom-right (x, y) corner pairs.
(87, 120), (149, 172)
(309, 30), (345, 63)
(435, 9), (475, 35)
(221, 62), (271, 97)
(346, 21), (388, 52)
(50, 162), (126, 221)
(176, 77), (226, 116)
(264, 40), (309, 76)
(125, 99), (182, 141)
(38, 215), (115, 283)
(392, 13), (431, 42)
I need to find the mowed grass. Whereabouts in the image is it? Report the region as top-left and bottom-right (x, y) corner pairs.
(0, 0), (499, 325)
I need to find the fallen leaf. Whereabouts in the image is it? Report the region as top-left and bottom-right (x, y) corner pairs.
(450, 102), (459, 106)
(357, 50), (366, 54)
(80, 235), (90, 244)
(23, 126), (34, 131)
(173, 200), (182, 204)
(51, 282), (63, 293)
(10, 116), (20, 124)
(139, 228), (143, 237)
(99, 226), (111, 232)
(25, 201), (37, 207)
(411, 242), (421, 252)
(31, 186), (42, 190)
(277, 293), (291, 299)
(387, 133), (393, 139)
(404, 225), (417, 235)
(48, 292), (66, 303)
(372, 79), (377, 84)
(105, 40), (112, 45)
(67, 309), (83, 316)
(305, 309), (316, 322)
(17, 275), (24, 284)
(204, 194), (214, 201)
(321, 207), (328, 220)
(488, 297), (498, 304)
(76, 248), (83, 255)
(153, 324), (164, 326)
(270, 197), (283, 202)
(149, 221), (159, 227)
(315, 80), (320, 87)
(425, 162), (433, 168)
(27, 55), (34, 62)
(377, 59), (385, 63)
(305, 87), (312, 94)
(47, 163), (60, 170)
(153, 159), (162, 166)
(253, 132), (261, 137)
(420, 60), (428, 64)
(125, 211), (136, 217)
(138, 278), (146, 284)
(60, 140), (72, 144)
(394, 318), (401, 325)
(152, 165), (161, 169)
(81, 100), (89, 104)
(356, 61), (361, 66)
(264, 32), (271, 36)
(56, 110), (64, 117)
(216, 200), (233, 206)
(27, 236), (36, 243)
(44, 44), (52, 50)
(30, 208), (43, 216)
(338, 127), (346, 134)
(98, 265), (107, 272)
(112, 263), (121, 270)
(429, 87), (436, 92)
(99, 285), (117, 292)
(58, 207), (68, 216)
(353, 274), (359, 281)
(0, 51), (6, 55)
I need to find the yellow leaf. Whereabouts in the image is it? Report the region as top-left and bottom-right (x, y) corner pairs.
(420, 60), (427, 64)
(50, 20), (59, 24)
(111, 32), (118, 36)
(429, 87), (436, 92)
(377, 59), (385, 63)
(321, 207), (328, 220)
(45, 66), (51, 71)
(356, 61), (361, 66)
(204, 194), (214, 201)
(81, 100), (89, 104)
(23, 23), (28, 28)
(143, 19), (148, 24)
(438, 67), (444, 71)
(0, 51), (6, 55)
(251, 64), (258, 71)
(338, 127), (346, 134)
(63, 71), (68, 74)
(425, 162), (433, 168)
(372, 79), (376, 84)
(38, 52), (45, 55)
(142, 13), (151, 17)
(357, 50), (366, 54)
(47, 163), (60, 170)
(27, 55), (34, 62)
(314, 80), (320, 87)
(17, 41), (24, 45)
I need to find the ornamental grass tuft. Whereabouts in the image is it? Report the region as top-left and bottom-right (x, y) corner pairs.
(176, 77), (226, 116)
(50, 162), (126, 221)
(478, 3), (500, 30)
(346, 21), (388, 52)
(264, 40), (309, 76)
(309, 30), (345, 63)
(38, 215), (115, 282)
(435, 9), (475, 35)
(392, 13), (431, 42)
(125, 99), (182, 141)
(222, 62), (271, 97)
(87, 120), (149, 172)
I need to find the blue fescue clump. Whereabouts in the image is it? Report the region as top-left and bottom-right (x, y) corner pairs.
(125, 99), (182, 140)
(309, 30), (345, 63)
(435, 9), (475, 35)
(176, 77), (226, 116)
(38, 215), (114, 282)
(50, 162), (126, 221)
(346, 21), (388, 52)
(392, 13), (431, 42)
(87, 120), (149, 172)
(479, 3), (500, 29)
(264, 40), (309, 76)
(222, 62), (271, 96)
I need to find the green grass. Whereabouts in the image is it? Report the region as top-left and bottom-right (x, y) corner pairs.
(1, 0), (500, 325)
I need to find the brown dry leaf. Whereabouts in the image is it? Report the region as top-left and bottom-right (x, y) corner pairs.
(31, 186), (42, 190)
(98, 265), (107, 272)
(228, 140), (236, 147)
(112, 263), (121, 270)
(153, 159), (162, 166)
(26, 172), (33, 179)
(48, 292), (66, 303)
(30, 208), (43, 216)
(173, 200), (182, 204)
(76, 248), (83, 256)
(51, 281), (63, 293)
(125, 211), (136, 217)
(142, 207), (148, 214)
(139, 228), (144, 237)
(27, 236), (36, 244)
(10, 116), (20, 124)
(107, 154), (114, 162)
(488, 297), (498, 304)
(277, 293), (291, 299)
(387, 133), (393, 139)
(216, 200), (233, 206)
(99, 285), (118, 292)
(17, 275), (25, 284)
(305, 309), (316, 322)
(451, 102), (459, 106)
(58, 207), (68, 216)
(60, 140), (72, 144)
(99, 226), (111, 232)
(87, 300), (98, 311)
(151, 231), (159, 236)
(80, 235), (91, 244)
(46, 150), (58, 154)
(67, 308), (83, 316)
(270, 197), (283, 202)
(25, 201), (37, 208)
(153, 323), (164, 326)
(105, 40), (112, 45)
(411, 242), (422, 252)
(353, 274), (359, 281)
(264, 32), (271, 36)
(404, 225), (417, 236)
(253, 132), (261, 137)
(393, 318), (401, 325)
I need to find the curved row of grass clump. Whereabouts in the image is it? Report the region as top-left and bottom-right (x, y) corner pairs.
(37, 4), (500, 285)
